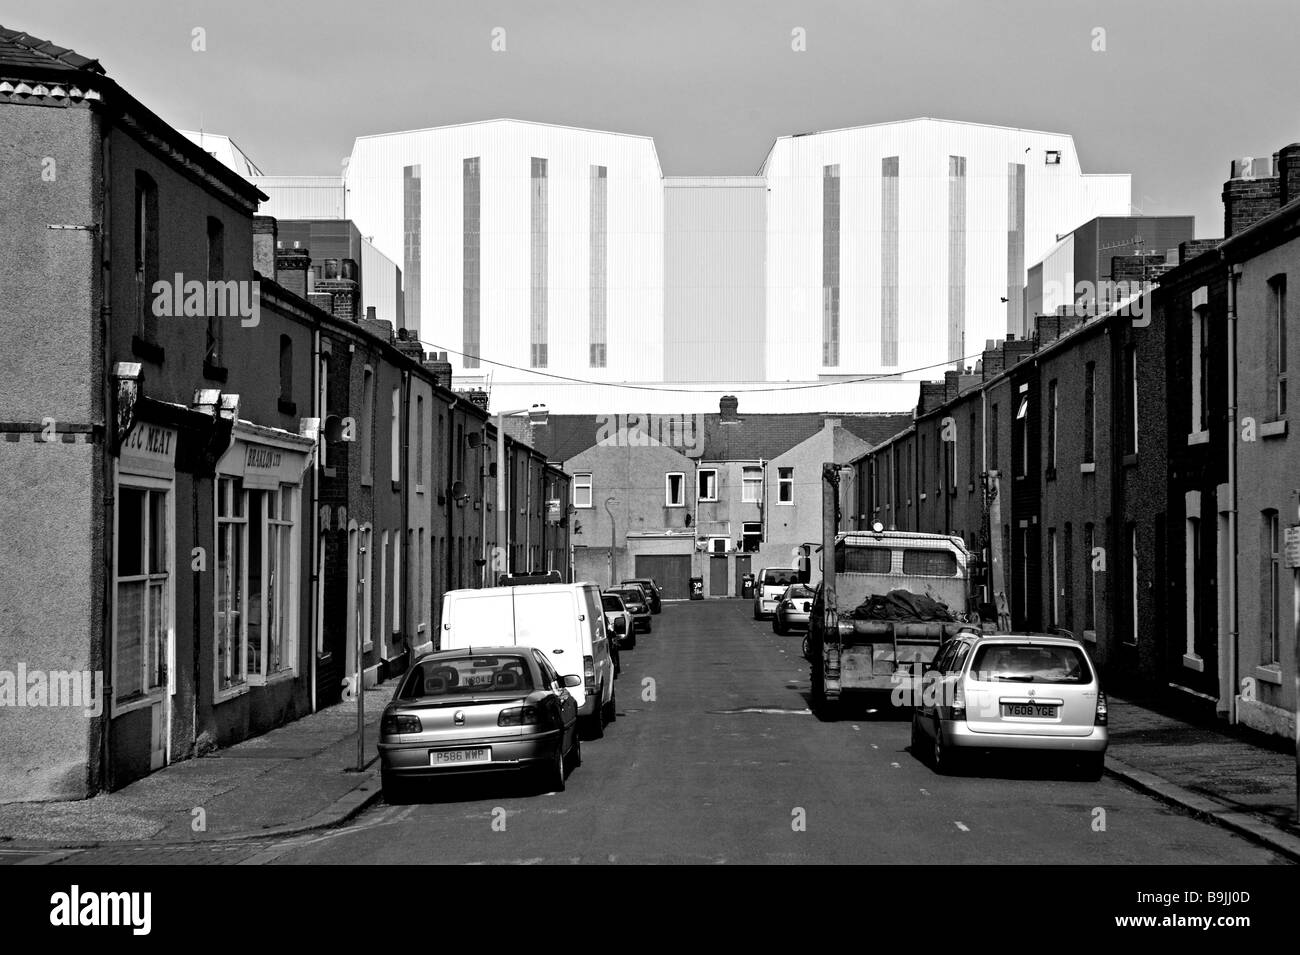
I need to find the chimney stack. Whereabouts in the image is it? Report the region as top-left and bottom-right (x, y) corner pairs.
(719, 395), (739, 422)
(253, 216), (277, 279)
(274, 243), (311, 299)
(1223, 155), (1280, 237)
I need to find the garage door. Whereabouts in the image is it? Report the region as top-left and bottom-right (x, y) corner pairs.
(635, 554), (692, 600)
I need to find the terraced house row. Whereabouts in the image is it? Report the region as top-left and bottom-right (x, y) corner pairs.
(0, 28), (571, 801)
(848, 143), (1300, 742)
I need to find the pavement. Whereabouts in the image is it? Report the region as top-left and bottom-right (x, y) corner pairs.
(0, 603), (1296, 863)
(0, 683), (393, 858)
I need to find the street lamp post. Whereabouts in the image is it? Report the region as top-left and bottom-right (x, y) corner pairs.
(494, 404), (549, 583)
(605, 496), (619, 586)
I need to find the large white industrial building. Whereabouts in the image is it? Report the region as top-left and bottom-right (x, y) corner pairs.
(258, 118), (1133, 413)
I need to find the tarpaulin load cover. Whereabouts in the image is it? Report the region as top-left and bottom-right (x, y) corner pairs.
(849, 589), (955, 622)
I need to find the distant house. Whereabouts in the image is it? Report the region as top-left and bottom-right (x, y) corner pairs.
(532, 398), (911, 598)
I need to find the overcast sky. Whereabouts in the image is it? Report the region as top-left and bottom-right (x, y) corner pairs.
(11, 0), (1298, 237)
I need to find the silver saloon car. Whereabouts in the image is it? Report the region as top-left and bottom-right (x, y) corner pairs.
(911, 633), (1108, 779)
(378, 648), (583, 802)
(772, 583), (815, 635)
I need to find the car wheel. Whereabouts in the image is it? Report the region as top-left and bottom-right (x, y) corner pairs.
(381, 770), (412, 805)
(582, 697), (605, 740)
(932, 723), (961, 775)
(628, 634), (637, 650)
(538, 746), (567, 794)
(753, 605), (762, 620)
(602, 689), (617, 725)
(801, 635), (811, 659)
(910, 712), (923, 755)
(645, 621), (652, 634)
(565, 733), (582, 772)
(773, 617), (788, 636)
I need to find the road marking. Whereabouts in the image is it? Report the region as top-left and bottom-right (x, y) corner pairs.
(852, 724), (860, 731)
(920, 788), (931, 796)
(870, 743), (878, 749)
(954, 821), (970, 832)
(890, 762), (900, 768)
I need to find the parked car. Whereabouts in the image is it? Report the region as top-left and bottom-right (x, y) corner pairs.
(440, 581), (617, 739)
(602, 592), (636, 650)
(772, 583), (815, 635)
(910, 632), (1108, 779)
(607, 585), (653, 634)
(377, 647), (582, 802)
(621, 577), (663, 614)
(753, 567), (800, 620)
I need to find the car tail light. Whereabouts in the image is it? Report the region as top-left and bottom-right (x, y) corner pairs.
(498, 705), (544, 727)
(782, 600), (793, 609)
(584, 655), (595, 690)
(951, 681), (966, 722)
(381, 713), (422, 735)
(1095, 690), (1108, 726)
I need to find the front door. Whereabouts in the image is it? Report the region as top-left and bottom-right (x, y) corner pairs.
(710, 555), (729, 596)
(734, 555), (752, 595)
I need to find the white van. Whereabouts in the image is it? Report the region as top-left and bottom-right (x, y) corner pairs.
(753, 567), (800, 620)
(440, 582), (617, 738)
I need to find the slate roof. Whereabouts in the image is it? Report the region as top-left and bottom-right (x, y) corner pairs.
(0, 26), (104, 75)
(533, 411), (914, 465)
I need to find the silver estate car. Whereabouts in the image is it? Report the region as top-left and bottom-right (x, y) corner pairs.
(378, 647), (583, 802)
(772, 583), (815, 635)
(910, 633), (1108, 779)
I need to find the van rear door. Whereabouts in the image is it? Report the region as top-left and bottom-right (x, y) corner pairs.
(441, 590), (520, 650)
(507, 588), (590, 710)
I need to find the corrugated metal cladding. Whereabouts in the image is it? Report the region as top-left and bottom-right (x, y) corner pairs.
(948, 156), (966, 364)
(252, 176), (346, 220)
(361, 238), (403, 329)
(1006, 162), (1026, 337)
(403, 165), (421, 338)
(663, 176), (766, 383)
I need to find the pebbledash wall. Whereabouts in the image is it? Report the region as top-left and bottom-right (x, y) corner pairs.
(0, 29), (572, 802)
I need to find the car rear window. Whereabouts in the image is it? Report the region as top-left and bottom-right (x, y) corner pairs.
(763, 569), (797, 586)
(835, 546), (893, 574)
(968, 644), (1093, 685)
(785, 585), (814, 600)
(611, 589), (642, 604)
(901, 548), (958, 576)
(399, 656), (534, 698)
(602, 595), (624, 611)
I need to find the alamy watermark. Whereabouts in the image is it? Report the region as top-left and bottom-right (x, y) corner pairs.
(595, 413), (703, 454)
(151, 274), (260, 327)
(0, 665), (104, 716)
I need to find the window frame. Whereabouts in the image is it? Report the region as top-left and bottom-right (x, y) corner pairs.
(573, 472), (593, 509)
(742, 466), (763, 503)
(741, 521), (762, 553)
(665, 472), (686, 508)
(111, 476), (173, 717)
(777, 467), (794, 505)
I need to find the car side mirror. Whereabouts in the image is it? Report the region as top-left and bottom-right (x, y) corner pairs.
(613, 617), (627, 634)
(562, 674), (583, 688)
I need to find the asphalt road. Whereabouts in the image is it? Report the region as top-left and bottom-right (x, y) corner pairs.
(55, 599), (1288, 865)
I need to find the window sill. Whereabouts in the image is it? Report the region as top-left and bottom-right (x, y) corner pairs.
(415, 484), (425, 495)
(215, 684), (251, 704)
(1081, 629), (1097, 644)
(362, 642), (374, 653)
(698, 498), (718, 504)
(323, 467), (337, 479)
(1186, 430), (1210, 446)
(361, 476), (373, 488)
(775, 501), (794, 507)
(664, 503), (686, 509)
(1122, 453), (1138, 467)
(1080, 462), (1096, 474)
(1254, 664), (1283, 686)
(249, 670), (298, 688)
(920, 492), (928, 501)
(1260, 419), (1287, 439)
(1182, 653), (1205, 673)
